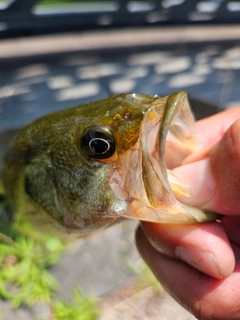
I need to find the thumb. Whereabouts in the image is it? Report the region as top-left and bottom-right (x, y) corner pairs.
(172, 119), (240, 215)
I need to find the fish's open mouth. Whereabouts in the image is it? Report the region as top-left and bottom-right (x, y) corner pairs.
(141, 93), (177, 211)
(141, 92), (199, 210)
(109, 91), (220, 224)
(138, 91), (219, 223)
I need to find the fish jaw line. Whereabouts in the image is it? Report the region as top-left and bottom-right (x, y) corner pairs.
(141, 104), (176, 210)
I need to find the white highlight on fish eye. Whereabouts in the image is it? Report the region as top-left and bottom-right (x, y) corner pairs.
(89, 138), (110, 154)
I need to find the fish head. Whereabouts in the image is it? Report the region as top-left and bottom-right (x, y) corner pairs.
(4, 92), (219, 233)
(60, 91), (217, 230)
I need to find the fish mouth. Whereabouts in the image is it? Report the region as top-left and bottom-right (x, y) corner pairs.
(139, 91), (219, 223)
(141, 92), (196, 209)
(109, 91), (219, 224)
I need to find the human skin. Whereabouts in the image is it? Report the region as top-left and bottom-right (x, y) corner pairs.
(136, 106), (240, 320)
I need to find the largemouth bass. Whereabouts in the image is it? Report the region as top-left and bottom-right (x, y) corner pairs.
(3, 91), (218, 232)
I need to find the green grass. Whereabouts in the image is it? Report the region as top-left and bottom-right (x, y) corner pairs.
(53, 287), (99, 320)
(34, 0), (118, 12)
(0, 198), (160, 319)
(0, 200), (99, 320)
(0, 235), (61, 308)
(124, 256), (162, 294)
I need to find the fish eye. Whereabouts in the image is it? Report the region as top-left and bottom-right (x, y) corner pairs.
(81, 126), (115, 159)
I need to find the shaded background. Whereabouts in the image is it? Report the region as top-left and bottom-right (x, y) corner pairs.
(1, 0), (240, 38)
(1, 0), (240, 131)
(0, 1), (240, 319)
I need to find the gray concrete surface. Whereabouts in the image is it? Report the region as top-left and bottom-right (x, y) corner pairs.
(51, 221), (140, 300)
(99, 286), (197, 320)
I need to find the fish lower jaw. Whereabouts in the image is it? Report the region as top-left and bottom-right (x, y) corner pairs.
(119, 198), (220, 224)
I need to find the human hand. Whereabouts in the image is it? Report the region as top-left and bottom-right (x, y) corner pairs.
(136, 106), (240, 320)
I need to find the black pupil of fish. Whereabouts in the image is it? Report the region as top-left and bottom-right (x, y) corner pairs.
(89, 138), (110, 154)
(81, 128), (115, 159)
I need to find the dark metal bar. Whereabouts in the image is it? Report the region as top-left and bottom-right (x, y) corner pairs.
(6, 0), (38, 12)
(0, 0), (240, 39)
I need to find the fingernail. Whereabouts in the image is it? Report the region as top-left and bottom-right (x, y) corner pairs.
(176, 246), (223, 279)
(172, 159), (216, 207)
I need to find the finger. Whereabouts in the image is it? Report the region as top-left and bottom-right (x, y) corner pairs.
(221, 215), (240, 245)
(196, 106), (240, 147)
(165, 107), (240, 169)
(136, 226), (240, 320)
(139, 221), (234, 279)
(173, 119), (240, 215)
(177, 106), (240, 165)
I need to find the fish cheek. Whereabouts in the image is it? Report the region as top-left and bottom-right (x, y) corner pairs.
(117, 120), (142, 153)
(24, 160), (65, 226)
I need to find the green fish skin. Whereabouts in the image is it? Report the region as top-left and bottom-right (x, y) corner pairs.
(3, 92), (219, 233)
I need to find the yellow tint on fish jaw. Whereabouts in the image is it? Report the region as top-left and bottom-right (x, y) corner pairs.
(167, 168), (191, 197)
(168, 204), (184, 214)
(148, 110), (156, 121)
(171, 183), (190, 197)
